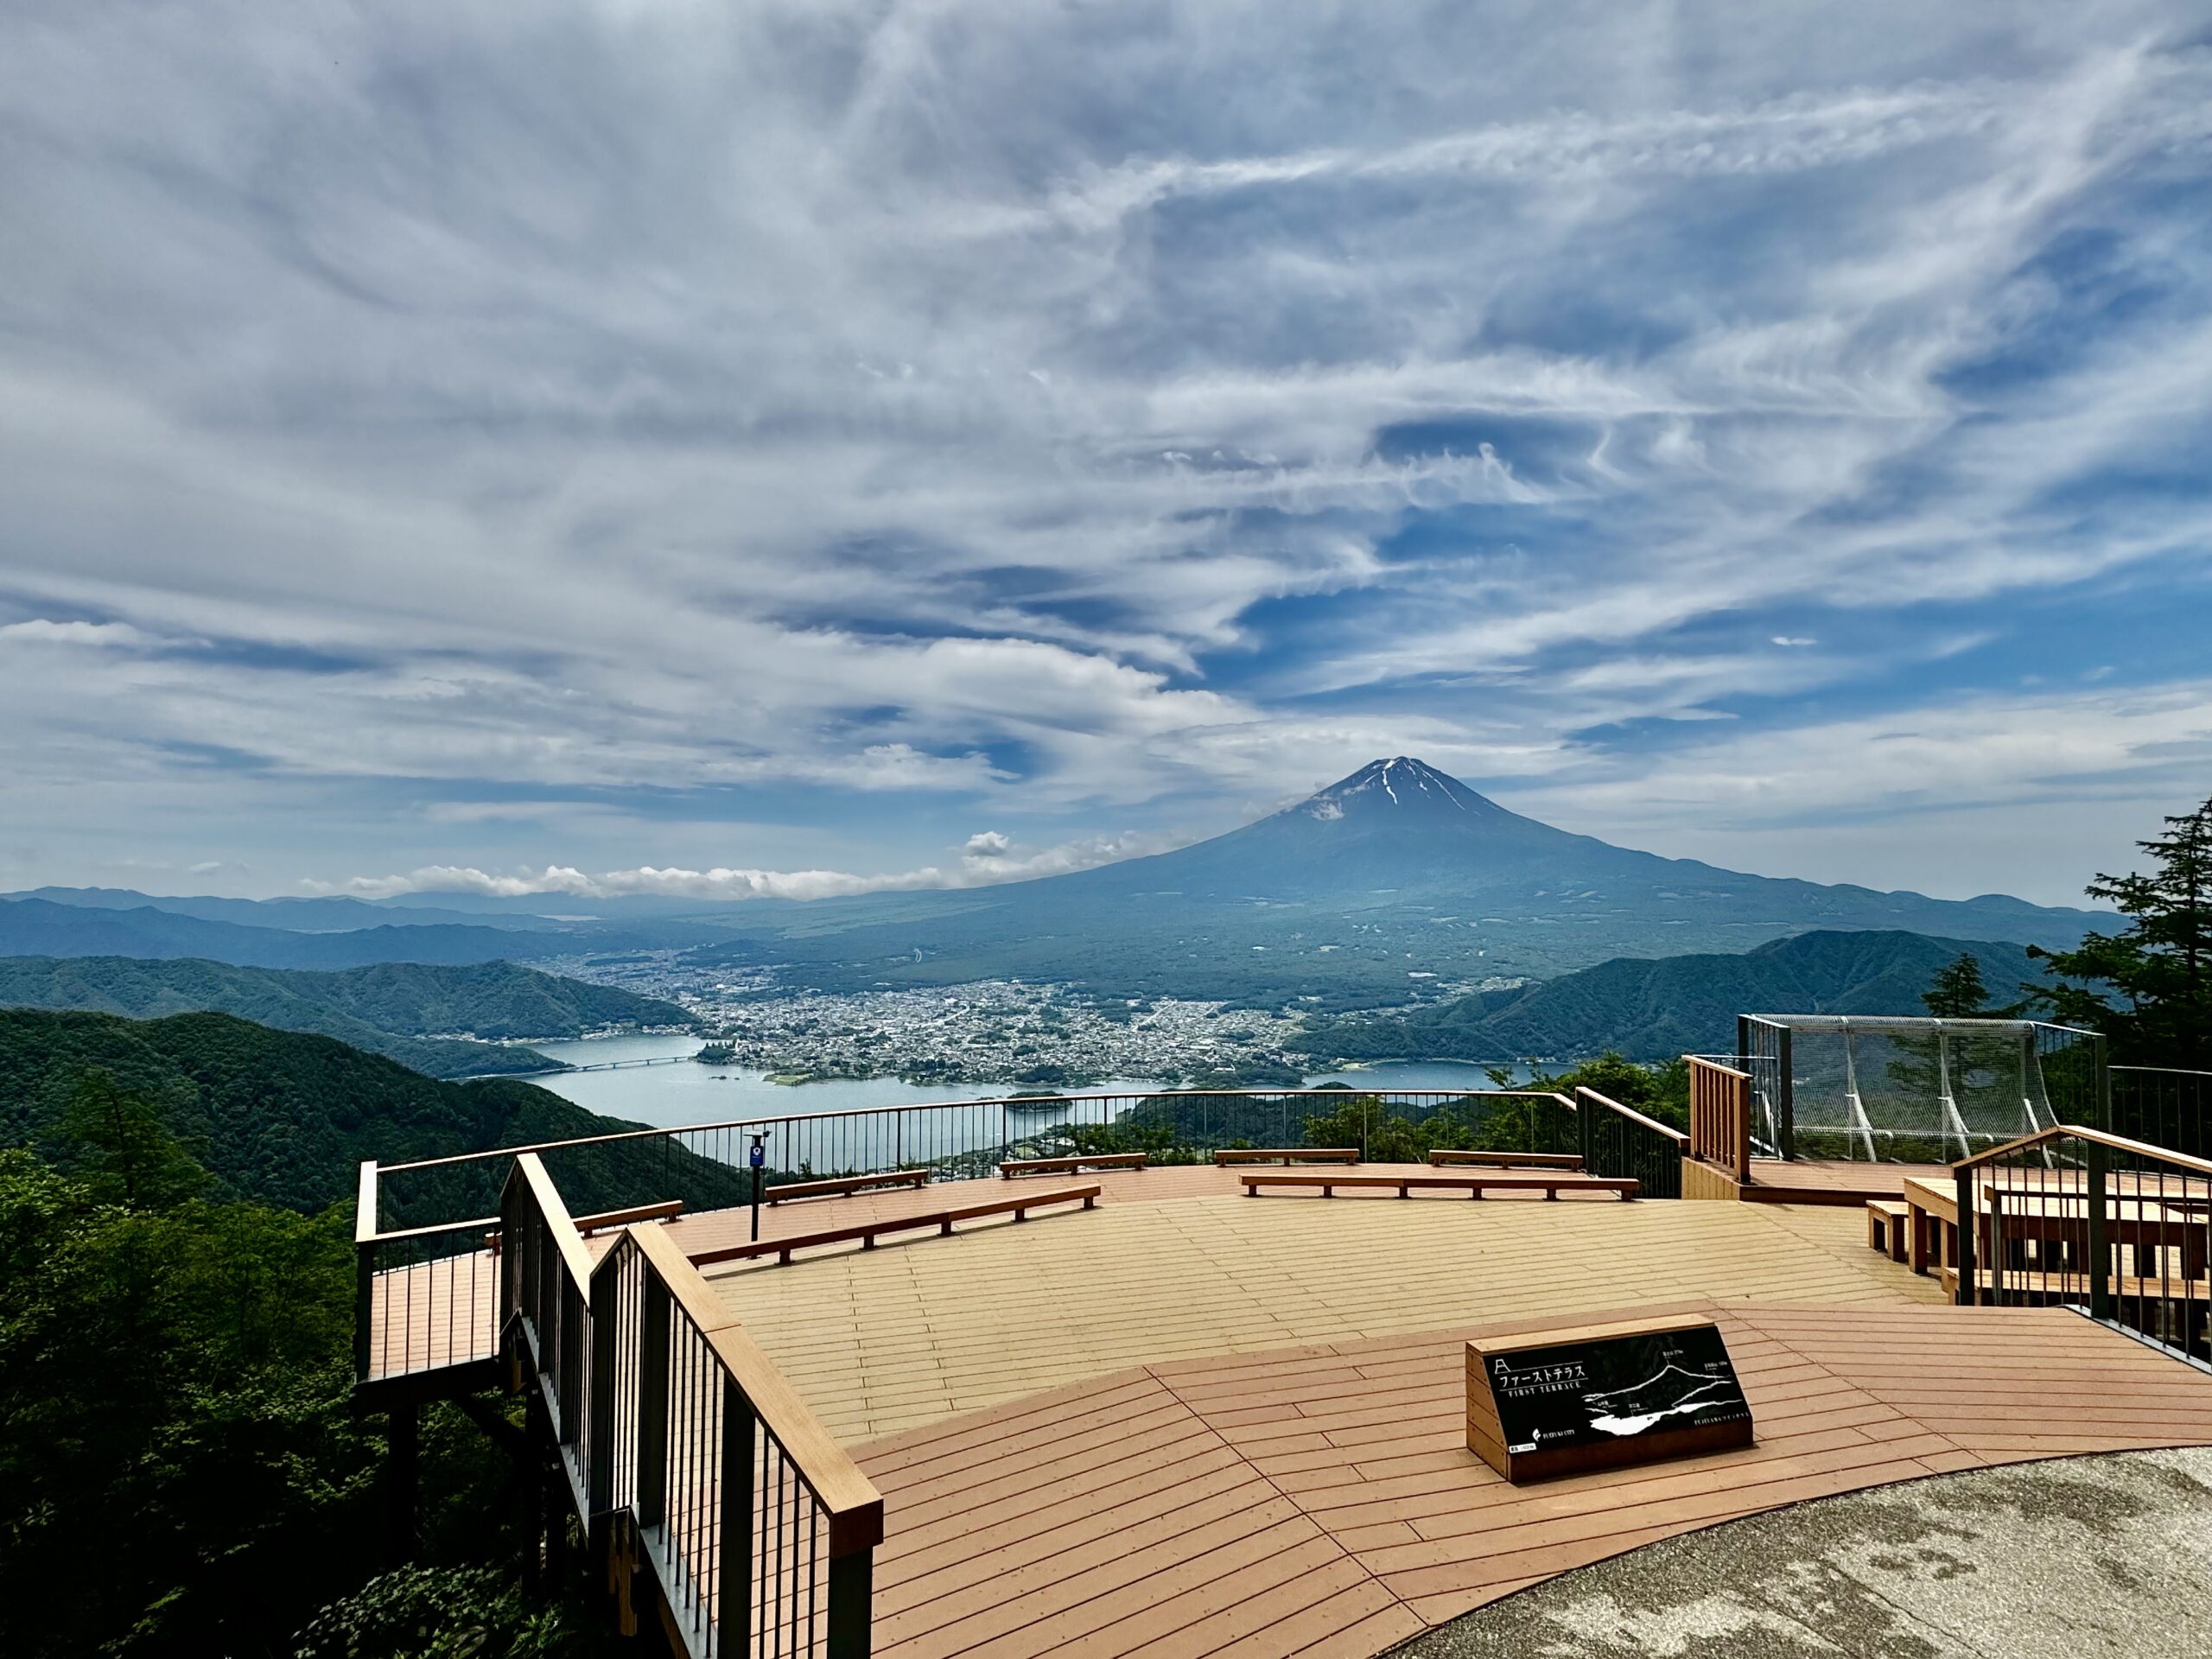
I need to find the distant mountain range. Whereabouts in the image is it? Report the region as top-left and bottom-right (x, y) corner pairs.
(1310, 930), (2053, 1063)
(8, 758), (2106, 1006)
(0, 957), (692, 1079)
(3, 886), (581, 931)
(674, 758), (2103, 1003)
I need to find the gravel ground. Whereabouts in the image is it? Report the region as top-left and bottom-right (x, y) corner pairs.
(1395, 1448), (2212, 1658)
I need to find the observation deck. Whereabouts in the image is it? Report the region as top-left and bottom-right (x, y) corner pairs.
(356, 1068), (2212, 1659)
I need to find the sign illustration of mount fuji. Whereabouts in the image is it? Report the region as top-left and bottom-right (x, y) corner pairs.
(682, 757), (2102, 999)
(1465, 1313), (1753, 1483)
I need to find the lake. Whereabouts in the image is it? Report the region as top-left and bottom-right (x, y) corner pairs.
(524, 1033), (1535, 1129)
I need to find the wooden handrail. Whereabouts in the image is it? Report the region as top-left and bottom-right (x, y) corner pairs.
(1955, 1122), (2212, 1180)
(374, 1213), (503, 1247)
(626, 1223), (884, 1554)
(1575, 1087), (1689, 1147)
(516, 1153), (596, 1288)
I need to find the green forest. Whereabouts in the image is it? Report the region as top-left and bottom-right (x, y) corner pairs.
(0, 957), (692, 1080)
(0, 1039), (654, 1657)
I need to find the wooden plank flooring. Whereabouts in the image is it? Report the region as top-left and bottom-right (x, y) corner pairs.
(1745, 1159), (1951, 1202)
(364, 1249), (499, 1379)
(855, 1303), (2212, 1659)
(706, 1175), (1944, 1443)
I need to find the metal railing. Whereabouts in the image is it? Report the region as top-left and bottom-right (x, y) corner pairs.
(353, 1160), (501, 1387)
(365, 1087), (1541, 1236)
(354, 1084), (1665, 1387)
(2111, 1066), (2212, 1161)
(1953, 1125), (2212, 1366)
(1577, 1087), (1688, 1199)
(500, 1154), (882, 1658)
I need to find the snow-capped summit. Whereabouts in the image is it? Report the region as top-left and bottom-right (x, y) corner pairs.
(1306, 757), (1491, 819)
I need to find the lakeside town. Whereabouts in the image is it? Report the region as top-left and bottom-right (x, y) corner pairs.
(545, 952), (1321, 1084)
(536, 949), (1529, 1085)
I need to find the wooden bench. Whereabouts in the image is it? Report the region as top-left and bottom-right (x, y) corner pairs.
(764, 1168), (931, 1205)
(1429, 1149), (1582, 1170)
(1000, 1152), (1147, 1179)
(688, 1185), (1102, 1268)
(1213, 1147), (1359, 1166)
(1866, 1198), (1909, 1262)
(1239, 1172), (1637, 1201)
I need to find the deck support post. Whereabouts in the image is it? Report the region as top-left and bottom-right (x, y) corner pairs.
(385, 1401), (419, 1565)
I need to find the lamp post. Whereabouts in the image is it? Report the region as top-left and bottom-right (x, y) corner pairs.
(749, 1130), (769, 1242)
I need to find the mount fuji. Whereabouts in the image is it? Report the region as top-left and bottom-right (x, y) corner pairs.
(687, 758), (2102, 1005)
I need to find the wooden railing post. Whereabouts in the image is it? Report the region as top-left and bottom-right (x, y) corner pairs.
(717, 1376), (756, 1656)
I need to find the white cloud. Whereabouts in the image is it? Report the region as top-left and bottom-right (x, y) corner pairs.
(0, 619), (149, 648)
(318, 826), (1186, 903)
(2, 3), (2209, 897)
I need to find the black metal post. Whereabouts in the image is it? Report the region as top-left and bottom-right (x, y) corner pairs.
(588, 1262), (618, 1548)
(2088, 1137), (2113, 1322)
(750, 1130), (767, 1243)
(717, 1380), (756, 1655)
(1777, 1026), (1796, 1162)
(828, 1548), (875, 1659)
(1953, 1161), (1977, 1306)
(353, 1242), (374, 1384)
(636, 1275), (671, 1531)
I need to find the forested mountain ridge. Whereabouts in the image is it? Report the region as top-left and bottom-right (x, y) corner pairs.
(0, 1008), (728, 1217)
(0, 897), (562, 969)
(0, 957), (691, 1079)
(1308, 930), (2056, 1063)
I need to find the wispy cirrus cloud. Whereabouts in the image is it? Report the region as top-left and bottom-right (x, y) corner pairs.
(2, 3), (2209, 900)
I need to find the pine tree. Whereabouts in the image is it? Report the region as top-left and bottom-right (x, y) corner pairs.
(2031, 795), (2212, 1067)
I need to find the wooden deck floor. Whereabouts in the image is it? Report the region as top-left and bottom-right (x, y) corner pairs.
(855, 1302), (2212, 1659)
(1744, 1159), (1952, 1203)
(364, 1249), (499, 1382)
(706, 1168), (1943, 1443)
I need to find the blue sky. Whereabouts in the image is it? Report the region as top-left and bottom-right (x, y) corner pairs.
(2, 3), (2209, 908)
